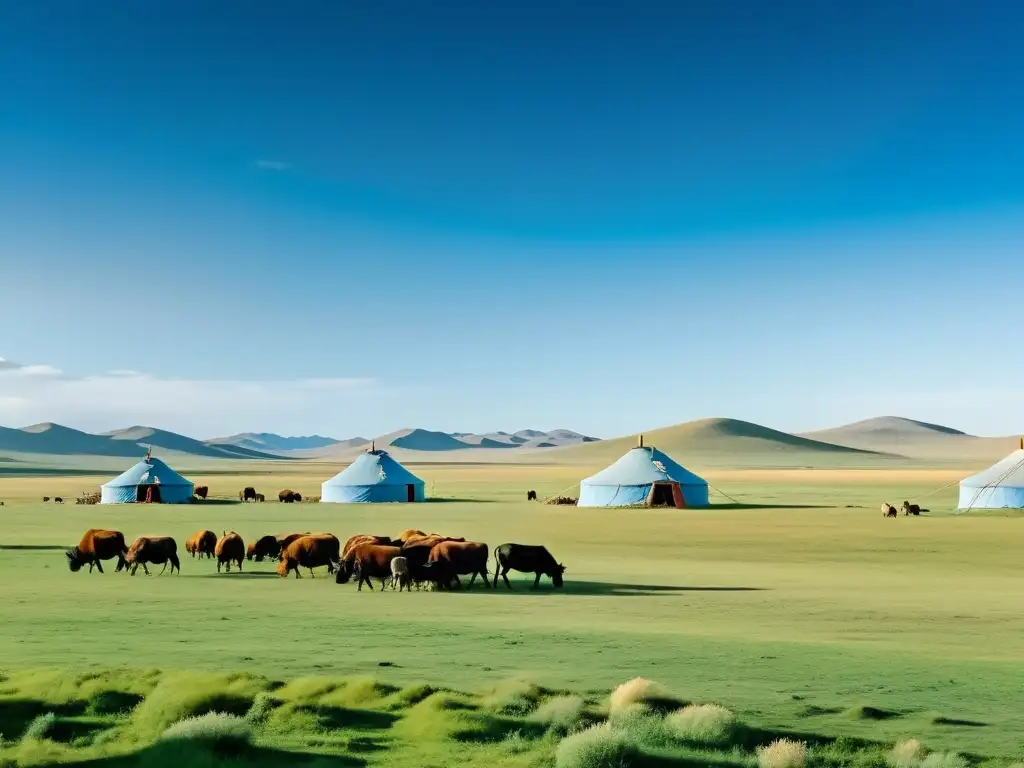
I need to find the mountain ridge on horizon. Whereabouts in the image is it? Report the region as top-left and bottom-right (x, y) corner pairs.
(0, 415), (1018, 465)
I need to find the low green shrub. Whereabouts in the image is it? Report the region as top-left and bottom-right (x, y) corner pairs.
(20, 713), (55, 742)
(530, 695), (588, 735)
(665, 703), (736, 746)
(160, 712), (252, 747)
(556, 723), (639, 768)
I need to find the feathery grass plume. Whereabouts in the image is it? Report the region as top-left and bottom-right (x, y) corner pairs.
(20, 712), (56, 742)
(501, 729), (533, 755)
(757, 738), (807, 768)
(888, 739), (926, 768)
(665, 703), (736, 746)
(606, 704), (671, 751)
(160, 712), (252, 747)
(483, 679), (544, 716)
(555, 723), (639, 768)
(921, 753), (968, 768)
(530, 695), (588, 735)
(244, 692), (277, 725)
(609, 678), (665, 714)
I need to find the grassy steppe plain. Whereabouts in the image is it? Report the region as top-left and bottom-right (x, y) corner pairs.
(1, 462), (1022, 765)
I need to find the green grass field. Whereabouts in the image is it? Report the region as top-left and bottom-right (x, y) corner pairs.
(1, 463), (1022, 766)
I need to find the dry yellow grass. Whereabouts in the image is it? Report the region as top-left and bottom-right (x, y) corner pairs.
(608, 678), (665, 714)
(888, 738), (926, 768)
(757, 738), (807, 768)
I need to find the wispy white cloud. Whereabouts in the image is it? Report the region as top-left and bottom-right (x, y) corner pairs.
(255, 159), (291, 171)
(0, 356), (375, 436)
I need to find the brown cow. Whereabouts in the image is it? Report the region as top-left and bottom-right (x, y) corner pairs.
(247, 535), (280, 562)
(427, 541), (491, 589)
(185, 529), (217, 559)
(278, 489), (301, 503)
(276, 534), (341, 578)
(255, 493), (265, 502)
(124, 536), (180, 575)
(397, 528), (426, 543)
(334, 543), (403, 590)
(239, 487), (256, 502)
(66, 528), (128, 573)
(215, 531), (245, 572)
(342, 534), (394, 557)
(194, 486), (209, 499)
(275, 532), (311, 554)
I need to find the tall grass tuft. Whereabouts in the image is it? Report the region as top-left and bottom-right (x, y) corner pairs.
(609, 678), (666, 714)
(20, 712), (56, 742)
(888, 739), (926, 768)
(606, 704), (671, 751)
(555, 723), (639, 768)
(244, 692), (277, 726)
(757, 738), (807, 768)
(160, 712), (253, 747)
(130, 672), (268, 735)
(530, 695), (588, 735)
(483, 679), (544, 716)
(665, 703), (736, 746)
(921, 753), (968, 768)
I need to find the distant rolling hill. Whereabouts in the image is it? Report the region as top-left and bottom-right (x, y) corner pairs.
(0, 423), (281, 461)
(207, 432), (346, 452)
(520, 417), (897, 468)
(799, 416), (1019, 462)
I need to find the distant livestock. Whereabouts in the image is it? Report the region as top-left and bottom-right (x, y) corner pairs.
(335, 543), (403, 590)
(240, 487), (257, 502)
(255, 493), (265, 502)
(902, 501), (927, 516)
(43, 497), (50, 502)
(247, 535), (280, 562)
(194, 486), (209, 499)
(278, 489), (301, 503)
(494, 543), (565, 589)
(277, 534), (341, 578)
(527, 490), (537, 501)
(54, 497), (64, 504)
(426, 541), (491, 590)
(390, 556), (411, 591)
(882, 503), (898, 518)
(124, 536), (180, 575)
(186, 529), (217, 559)
(66, 528), (128, 574)
(215, 531), (245, 572)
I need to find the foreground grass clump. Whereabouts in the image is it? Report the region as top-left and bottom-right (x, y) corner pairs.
(888, 739), (926, 768)
(757, 738), (807, 768)
(555, 723), (639, 768)
(130, 672), (270, 736)
(530, 695), (588, 735)
(665, 703), (736, 746)
(920, 753), (968, 768)
(160, 712), (252, 747)
(19, 712), (56, 742)
(608, 677), (682, 715)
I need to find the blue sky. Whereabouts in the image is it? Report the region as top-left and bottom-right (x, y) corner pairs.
(1, 1), (1022, 439)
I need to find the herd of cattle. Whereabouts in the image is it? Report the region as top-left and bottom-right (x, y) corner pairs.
(882, 500), (929, 517)
(65, 528), (567, 591)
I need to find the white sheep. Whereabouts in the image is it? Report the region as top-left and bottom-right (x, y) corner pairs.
(390, 556), (411, 592)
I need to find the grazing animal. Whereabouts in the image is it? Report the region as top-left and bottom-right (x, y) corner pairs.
(215, 531), (245, 572)
(240, 487), (256, 502)
(389, 556), (411, 591)
(397, 528), (426, 544)
(247, 535), (280, 562)
(43, 497), (50, 502)
(275, 532), (311, 554)
(278, 489), (301, 503)
(527, 490), (537, 501)
(194, 486), (209, 500)
(255, 493), (265, 502)
(902, 501), (927, 516)
(342, 534), (394, 557)
(276, 534), (341, 578)
(493, 543), (565, 589)
(185, 529), (217, 559)
(882, 503), (898, 518)
(54, 497), (64, 504)
(334, 544), (403, 590)
(66, 529), (128, 574)
(400, 535), (465, 588)
(426, 540), (491, 590)
(124, 536), (180, 575)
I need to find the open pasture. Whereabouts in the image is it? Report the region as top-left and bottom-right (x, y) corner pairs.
(1, 464), (1023, 763)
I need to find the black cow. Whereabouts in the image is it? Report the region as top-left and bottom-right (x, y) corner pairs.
(493, 543), (565, 590)
(527, 490), (537, 501)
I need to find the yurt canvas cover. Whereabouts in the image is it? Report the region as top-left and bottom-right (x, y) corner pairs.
(321, 449), (425, 503)
(958, 444), (1024, 509)
(578, 445), (709, 508)
(100, 457), (194, 504)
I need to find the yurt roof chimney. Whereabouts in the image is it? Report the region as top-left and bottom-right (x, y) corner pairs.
(638, 434), (644, 448)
